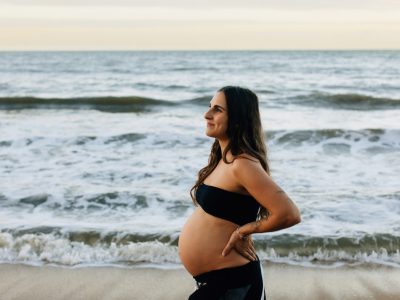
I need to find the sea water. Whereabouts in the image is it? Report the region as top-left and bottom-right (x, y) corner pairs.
(0, 50), (399, 268)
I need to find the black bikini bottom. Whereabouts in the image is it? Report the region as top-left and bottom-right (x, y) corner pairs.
(188, 256), (266, 300)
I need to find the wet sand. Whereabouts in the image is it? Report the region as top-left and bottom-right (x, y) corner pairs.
(0, 262), (399, 299)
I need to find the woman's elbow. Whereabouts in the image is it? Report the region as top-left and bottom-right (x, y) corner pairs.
(269, 207), (301, 230)
(285, 209), (301, 227)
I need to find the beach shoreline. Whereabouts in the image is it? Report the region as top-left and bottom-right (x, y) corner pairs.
(1, 262), (399, 300)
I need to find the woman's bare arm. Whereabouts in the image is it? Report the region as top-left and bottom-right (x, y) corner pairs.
(232, 157), (301, 236)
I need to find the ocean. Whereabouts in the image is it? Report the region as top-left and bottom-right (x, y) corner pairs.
(0, 50), (399, 269)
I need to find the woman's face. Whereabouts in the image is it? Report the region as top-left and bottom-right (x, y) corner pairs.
(204, 91), (229, 140)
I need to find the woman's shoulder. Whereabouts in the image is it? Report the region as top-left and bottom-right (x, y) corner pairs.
(231, 153), (268, 186)
(232, 153), (261, 169)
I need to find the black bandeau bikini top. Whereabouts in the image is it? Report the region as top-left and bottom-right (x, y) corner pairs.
(195, 183), (260, 226)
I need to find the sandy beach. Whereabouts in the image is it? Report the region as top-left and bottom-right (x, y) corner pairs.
(0, 262), (399, 300)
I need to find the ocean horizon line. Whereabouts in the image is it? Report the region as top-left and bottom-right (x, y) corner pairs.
(0, 49), (399, 52)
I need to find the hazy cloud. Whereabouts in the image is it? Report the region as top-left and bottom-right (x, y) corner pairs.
(1, 0), (400, 10)
(1, 0), (399, 50)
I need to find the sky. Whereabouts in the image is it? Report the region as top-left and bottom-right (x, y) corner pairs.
(0, 0), (400, 50)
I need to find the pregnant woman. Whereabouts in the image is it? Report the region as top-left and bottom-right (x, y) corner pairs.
(178, 86), (301, 299)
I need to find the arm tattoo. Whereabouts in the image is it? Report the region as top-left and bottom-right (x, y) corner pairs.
(246, 189), (285, 234)
(250, 219), (262, 232)
(277, 188), (292, 201)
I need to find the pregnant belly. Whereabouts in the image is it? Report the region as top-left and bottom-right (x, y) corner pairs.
(178, 207), (251, 277)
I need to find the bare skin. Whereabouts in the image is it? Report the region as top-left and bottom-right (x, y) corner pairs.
(178, 159), (256, 277)
(178, 91), (301, 277)
(179, 92), (259, 276)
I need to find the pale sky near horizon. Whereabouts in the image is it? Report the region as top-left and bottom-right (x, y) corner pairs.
(1, 0), (400, 50)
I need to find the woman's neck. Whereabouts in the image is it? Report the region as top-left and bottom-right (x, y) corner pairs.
(218, 138), (233, 160)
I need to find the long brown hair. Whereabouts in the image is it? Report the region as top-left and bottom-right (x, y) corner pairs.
(190, 86), (270, 220)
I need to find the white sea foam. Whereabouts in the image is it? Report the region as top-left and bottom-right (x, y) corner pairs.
(0, 51), (399, 268)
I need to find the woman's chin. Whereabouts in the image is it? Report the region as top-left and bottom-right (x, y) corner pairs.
(205, 130), (226, 140)
(205, 129), (214, 137)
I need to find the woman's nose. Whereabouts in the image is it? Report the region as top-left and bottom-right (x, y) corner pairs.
(204, 109), (212, 120)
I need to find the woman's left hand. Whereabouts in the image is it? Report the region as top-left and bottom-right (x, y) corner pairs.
(221, 229), (257, 261)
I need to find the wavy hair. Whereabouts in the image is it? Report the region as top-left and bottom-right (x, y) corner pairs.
(190, 86), (270, 220)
